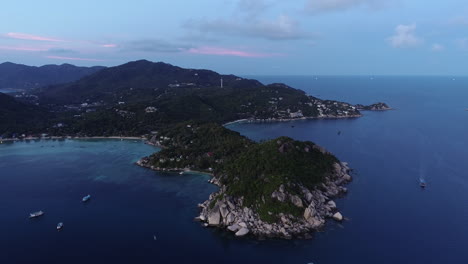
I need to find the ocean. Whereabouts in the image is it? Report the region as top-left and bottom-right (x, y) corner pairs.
(1, 76), (467, 263)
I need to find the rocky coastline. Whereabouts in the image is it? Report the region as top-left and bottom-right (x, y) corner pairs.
(194, 161), (352, 239)
(223, 114), (362, 127)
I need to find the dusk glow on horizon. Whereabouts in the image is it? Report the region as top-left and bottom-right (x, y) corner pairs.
(1, 0), (468, 75)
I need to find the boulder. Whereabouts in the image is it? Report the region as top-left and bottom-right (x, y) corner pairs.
(280, 215), (290, 225)
(333, 162), (342, 173)
(228, 224), (240, 232)
(238, 222), (247, 228)
(332, 212), (343, 221)
(227, 200), (236, 210)
(226, 213), (235, 225)
(272, 190), (287, 202)
(220, 204), (230, 219)
(279, 184), (285, 193)
(208, 206), (221, 226)
(304, 207), (316, 220)
(327, 200), (337, 209)
(290, 195), (304, 208)
(343, 174), (352, 181)
(235, 227), (250, 237)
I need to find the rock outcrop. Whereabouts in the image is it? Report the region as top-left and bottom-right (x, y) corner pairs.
(197, 161), (353, 239)
(355, 102), (391, 111)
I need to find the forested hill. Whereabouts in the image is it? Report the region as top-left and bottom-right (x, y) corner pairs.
(37, 59), (263, 105)
(0, 62), (105, 90)
(0, 60), (389, 137)
(0, 93), (52, 135)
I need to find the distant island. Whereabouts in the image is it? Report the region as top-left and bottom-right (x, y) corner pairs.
(0, 60), (391, 239)
(355, 102), (392, 111)
(0, 62), (104, 91)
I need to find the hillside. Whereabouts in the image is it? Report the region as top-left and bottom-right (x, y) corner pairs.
(0, 62), (105, 90)
(33, 60), (363, 136)
(0, 93), (52, 135)
(37, 60), (261, 105)
(139, 122), (254, 172)
(2, 60), (388, 137)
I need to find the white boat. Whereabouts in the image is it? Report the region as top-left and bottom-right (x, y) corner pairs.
(29, 211), (44, 218)
(179, 171), (184, 175)
(82, 194), (91, 202)
(419, 179), (426, 188)
(57, 222), (64, 230)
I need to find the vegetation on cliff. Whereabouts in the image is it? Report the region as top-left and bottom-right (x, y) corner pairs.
(221, 137), (339, 222)
(145, 122), (253, 171)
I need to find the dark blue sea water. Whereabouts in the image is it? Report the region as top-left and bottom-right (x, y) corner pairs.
(1, 76), (468, 263)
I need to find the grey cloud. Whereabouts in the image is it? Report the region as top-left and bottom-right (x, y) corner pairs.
(236, 0), (273, 17)
(305, 0), (389, 14)
(122, 39), (193, 53)
(185, 15), (309, 41)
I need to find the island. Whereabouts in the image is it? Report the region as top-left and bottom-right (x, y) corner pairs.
(355, 102), (392, 111)
(0, 60), (390, 239)
(137, 122), (351, 239)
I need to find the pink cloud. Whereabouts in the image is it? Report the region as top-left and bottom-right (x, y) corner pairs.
(187, 46), (281, 58)
(0, 45), (48, 51)
(46, 55), (104, 62)
(101, 44), (117, 48)
(6, 32), (65, 42)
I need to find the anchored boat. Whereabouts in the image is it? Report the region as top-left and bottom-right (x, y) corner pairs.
(29, 211), (44, 218)
(419, 179), (426, 188)
(57, 222), (64, 231)
(82, 194), (91, 202)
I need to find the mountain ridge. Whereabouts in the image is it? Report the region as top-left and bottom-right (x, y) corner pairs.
(0, 62), (105, 90)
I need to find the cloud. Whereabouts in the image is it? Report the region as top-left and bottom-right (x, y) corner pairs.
(431, 43), (444, 52)
(455, 38), (468, 50)
(101, 44), (117, 48)
(122, 39), (192, 53)
(237, 0), (273, 17)
(387, 24), (423, 48)
(304, 0), (387, 14)
(187, 46), (282, 57)
(186, 15), (308, 40)
(6, 32), (65, 42)
(448, 16), (468, 26)
(45, 55), (104, 62)
(0, 45), (48, 51)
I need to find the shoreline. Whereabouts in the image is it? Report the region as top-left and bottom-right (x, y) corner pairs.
(135, 158), (214, 177)
(0, 136), (145, 143)
(223, 114), (363, 126)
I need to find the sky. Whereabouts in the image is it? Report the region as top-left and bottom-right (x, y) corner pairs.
(1, 0), (468, 75)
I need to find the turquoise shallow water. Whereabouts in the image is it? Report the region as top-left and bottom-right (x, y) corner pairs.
(1, 76), (468, 263)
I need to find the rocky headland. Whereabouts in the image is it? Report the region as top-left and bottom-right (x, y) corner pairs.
(137, 124), (353, 239)
(197, 161), (352, 239)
